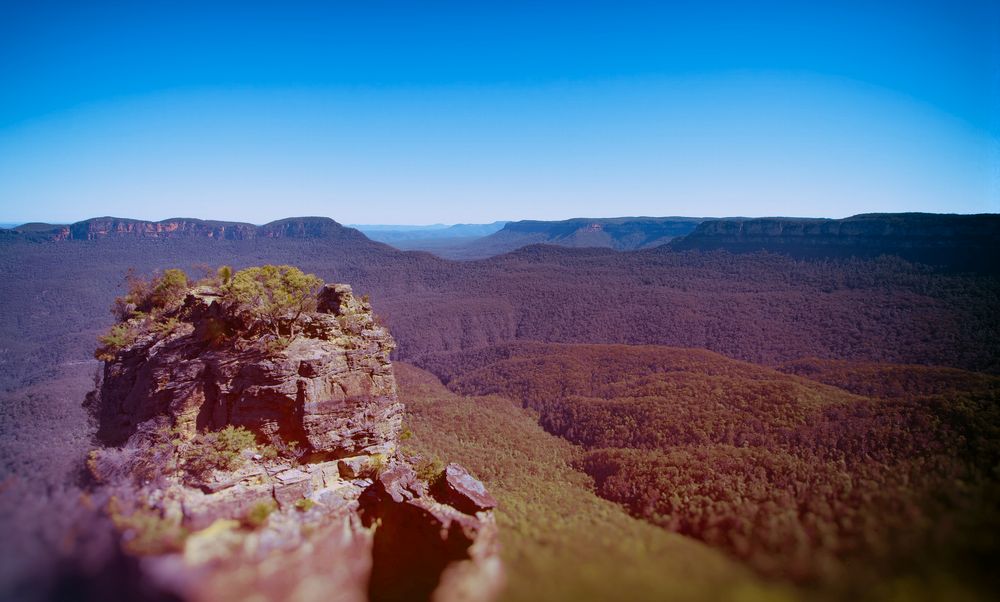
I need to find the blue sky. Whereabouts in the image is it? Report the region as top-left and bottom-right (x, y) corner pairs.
(0, 0), (996, 224)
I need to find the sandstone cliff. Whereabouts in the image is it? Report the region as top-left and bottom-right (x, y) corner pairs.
(3, 216), (374, 243)
(87, 276), (503, 602)
(668, 213), (1000, 270)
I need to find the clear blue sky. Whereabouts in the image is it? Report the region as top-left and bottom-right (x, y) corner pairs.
(0, 0), (997, 224)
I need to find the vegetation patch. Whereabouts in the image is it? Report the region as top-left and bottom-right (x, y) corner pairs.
(294, 498), (316, 512)
(414, 456), (446, 485)
(182, 425), (257, 475)
(244, 499), (279, 528)
(95, 322), (140, 361)
(95, 264), (327, 362)
(221, 264), (324, 338)
(108, 496), (188, 555)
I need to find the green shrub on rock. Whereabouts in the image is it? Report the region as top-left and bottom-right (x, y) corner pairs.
(183, 425), (258, 475)
(148, 269), (189, 310)
(294, 498), (316, 512)
(221, 265), (324, 338)
(415, 456), (446, 485)
(244, 499), (278, 528)
(111, 268), (190, 320)
(217, 265), (233, 285)
(95, 322), (139, 361)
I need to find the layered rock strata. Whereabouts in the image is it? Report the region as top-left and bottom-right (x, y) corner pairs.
(88, 281), (503, 602)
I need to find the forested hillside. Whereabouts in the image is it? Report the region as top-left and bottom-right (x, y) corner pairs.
(416, 343), (1000, 598)
(2, 233), (998, 392)
(394, 363), (794, 602)
(432, 217), (705, 259)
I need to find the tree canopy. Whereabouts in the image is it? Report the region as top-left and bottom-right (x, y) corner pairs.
(222, 265), (324, 336)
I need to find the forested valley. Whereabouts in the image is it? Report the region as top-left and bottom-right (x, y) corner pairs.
(1, 219), (998, 600)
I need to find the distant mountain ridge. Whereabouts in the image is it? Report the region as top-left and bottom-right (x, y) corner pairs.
(668, 212), (1000, 269)
(1, 216), (371, 242)
(356, 221), (508, 247)
(431, 216), (707, 259)
(5, 213), (998, 271)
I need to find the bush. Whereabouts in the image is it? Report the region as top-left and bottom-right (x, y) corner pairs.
(87, 436), (174, 486)
(294, 498), (316, 511)
(95, 322), (139, 360)
(108, 496), (188, 555)
(222, 265), (323, 338)
(266, 434), (306, 462)
(415, 456), (446, 484)
(183, 425), (257, 475)
(259, 444), (279, 461)
(111, 268), (190, 321)
(99, 269), (193, 361)
(370, 453), (388, 476)
(151, 316), (182, 337)
(148, 269), (189, 309)
(244, 499), (278, 528)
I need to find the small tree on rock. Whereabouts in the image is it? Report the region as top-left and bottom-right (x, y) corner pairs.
(222, 265), (324, 337)
(111, 268), (189, 321)
(149, 269), (189, 309)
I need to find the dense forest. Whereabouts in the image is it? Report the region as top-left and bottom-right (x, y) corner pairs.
(417, 343), (1000, 596)
(393, 363), (794, 602)
(2, 235), (998, 392)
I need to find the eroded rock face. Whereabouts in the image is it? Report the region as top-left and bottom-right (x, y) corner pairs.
(96, 283), (401, 461)
(669, 213), (1000, 270)
(88, 280), (503, 602)
(7, 216), (369, 241)
(360, 463), (503, 602)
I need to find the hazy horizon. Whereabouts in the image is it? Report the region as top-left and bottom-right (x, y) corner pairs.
(5, 208), (1000, 231)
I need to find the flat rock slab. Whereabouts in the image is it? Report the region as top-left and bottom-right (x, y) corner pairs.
(338, 455), (374, 479)
(275, 468), (310, 484)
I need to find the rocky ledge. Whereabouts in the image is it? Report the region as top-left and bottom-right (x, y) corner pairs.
(86, 274), (503, 602)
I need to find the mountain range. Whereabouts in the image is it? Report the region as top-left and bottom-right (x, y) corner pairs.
(5, 212), (998, 270)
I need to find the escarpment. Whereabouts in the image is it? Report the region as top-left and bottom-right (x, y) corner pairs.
(668, 213), (1000, 270)
(87, 269), (503, 602)
(3, 215), (373, 242)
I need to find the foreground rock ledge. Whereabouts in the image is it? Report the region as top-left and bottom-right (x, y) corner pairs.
(87, 280), (504, 602)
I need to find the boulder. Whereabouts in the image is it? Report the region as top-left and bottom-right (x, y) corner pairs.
(434, 463), (498, 515)
(338, 455), (375, 479)
(273, 468), (312, 508)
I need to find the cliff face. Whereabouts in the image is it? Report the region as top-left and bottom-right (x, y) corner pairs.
(88, 281), (503, 602)
(669, 213), (1000, 270)
(5, 216), (374, 242)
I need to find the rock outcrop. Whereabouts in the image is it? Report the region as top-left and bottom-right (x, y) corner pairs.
(87, 276), (503, 602)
